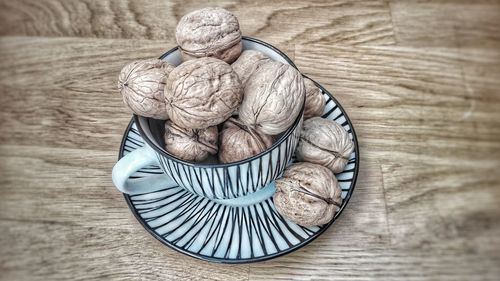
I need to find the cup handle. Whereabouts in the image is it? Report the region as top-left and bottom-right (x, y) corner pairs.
(112, 145), (177, 195)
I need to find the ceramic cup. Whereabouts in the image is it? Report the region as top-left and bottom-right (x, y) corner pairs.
(112, 37), (304, 205)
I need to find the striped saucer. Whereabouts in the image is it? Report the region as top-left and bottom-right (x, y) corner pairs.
(119, 82), (359, 263)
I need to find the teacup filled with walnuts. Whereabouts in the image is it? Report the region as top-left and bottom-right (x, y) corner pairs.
(113, 7), (354, 227)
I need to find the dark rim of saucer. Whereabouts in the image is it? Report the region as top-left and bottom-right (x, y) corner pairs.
(133, 36), (305, 168)
(120, 78), (360, 264)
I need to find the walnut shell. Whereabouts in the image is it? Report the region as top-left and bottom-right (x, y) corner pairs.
(164, 57), (242, 129)
(303, 77), (325, 119)
(176, 7), (242, 63)
(118, 59), (175, 119)
(295, 117), (354, 173)
(163, 120), (218, 162)
(238, 61), (305, 135)
(231, 50), (272, 86)
(219, 118), (274, 163)
(273, 162), (342, 227)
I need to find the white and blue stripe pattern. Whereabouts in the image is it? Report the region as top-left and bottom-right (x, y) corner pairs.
(121, 85), (359, 263)
(153, 117), (302, 200)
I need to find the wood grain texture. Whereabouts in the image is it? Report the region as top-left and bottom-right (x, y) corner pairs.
(0, 0), (395, 46)
(390, 0), (500, 48)
(1, 0), (500, 280)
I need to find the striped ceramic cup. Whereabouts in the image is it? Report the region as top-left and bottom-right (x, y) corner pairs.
(112, 37), (304, 204)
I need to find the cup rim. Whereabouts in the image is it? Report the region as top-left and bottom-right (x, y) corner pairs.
(134, 36), (305, 168)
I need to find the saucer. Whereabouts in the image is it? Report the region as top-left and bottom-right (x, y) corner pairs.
(119, 83), (359, 263)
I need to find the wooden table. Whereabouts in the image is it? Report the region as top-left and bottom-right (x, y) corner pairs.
(1, 1), (499, 280)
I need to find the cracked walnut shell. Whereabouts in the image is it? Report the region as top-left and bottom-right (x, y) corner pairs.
(238, 61), (305, 135)
(163, 120), (218, 162)
(118, 59), (175, 119)
(164, 57), (242, 129)
(218, 118), (274, 163)
(295, 117), (354, 173)
(176, 7), (242, 63)
(273, 162), (342, 227)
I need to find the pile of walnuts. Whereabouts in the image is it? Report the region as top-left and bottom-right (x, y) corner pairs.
(117, 7), (354, 227)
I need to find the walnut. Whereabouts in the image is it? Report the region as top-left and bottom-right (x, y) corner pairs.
(295, 117), (354, 173)
(303, 77), (325, 119)
(163, 120), (218, 162)
(218, 118), (274, 163)
(176, 7), (242, 63)
(118, 59), (175, 119)
(231, 50), (271, 86)
(164, 57), (242, 129)
(238, 61), (305, 135)
(273, 162), (342, 227)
